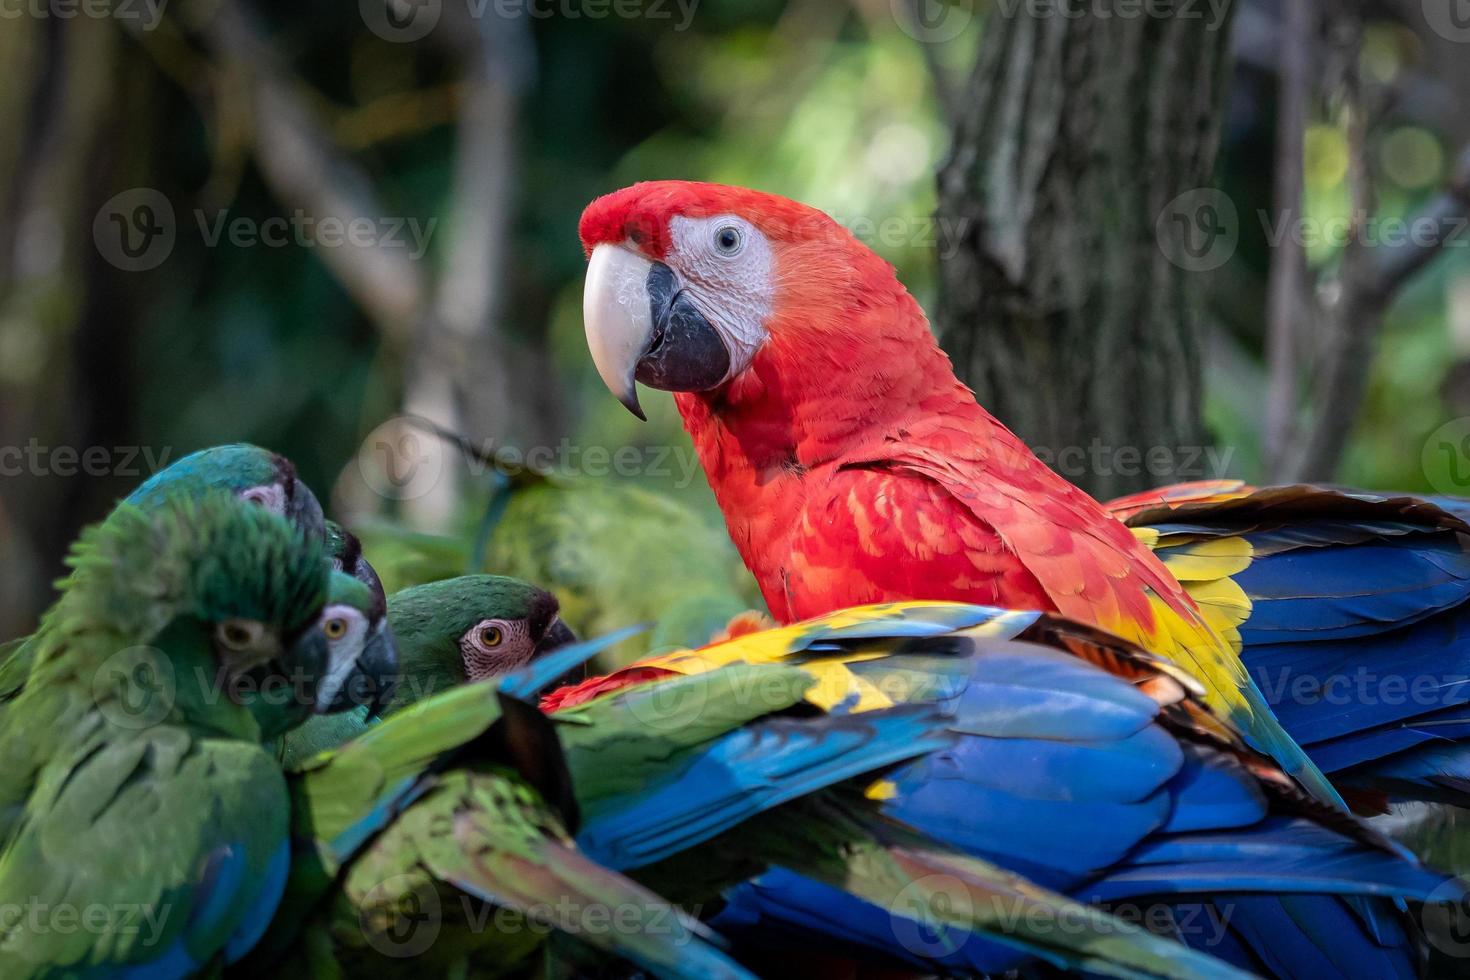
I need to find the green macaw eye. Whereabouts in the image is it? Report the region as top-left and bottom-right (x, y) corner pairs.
(477, 625), (503, 648)
(322, 617), (349, 640)
(216, 618), (263, 651)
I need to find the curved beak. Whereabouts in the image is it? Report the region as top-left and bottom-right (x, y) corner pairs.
(283, 625), (331, 711)
(317, 622), (400, 717)
(535, 617), (578, 657)
(583, 243), (732, 420)
(534, 617), (585, 690)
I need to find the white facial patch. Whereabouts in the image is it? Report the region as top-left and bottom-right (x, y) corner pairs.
(314, 605), (369, 710)
(666, 214), (774, 378)
(458, 618), (535, 681)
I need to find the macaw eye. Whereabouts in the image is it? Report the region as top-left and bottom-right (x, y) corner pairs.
(713, 224), (743, 256)
(477, 625), (503, 648)
(217, 619), (263, 651)
(323, 617), (349, 640)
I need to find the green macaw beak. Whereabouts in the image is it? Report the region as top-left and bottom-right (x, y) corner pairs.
(317, 622), (400, 717)
(532, 617), (583, 690)
(286, 625), (332, 709)
(535, 617), (578, 657)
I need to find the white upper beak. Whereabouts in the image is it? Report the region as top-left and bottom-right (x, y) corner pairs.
(583, 243), (656, 420)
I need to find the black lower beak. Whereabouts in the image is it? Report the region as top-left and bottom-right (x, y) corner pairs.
(534, 618), (585, 690)
(324, 625), (400, 718)
(636, 262), (731, 394)
(535, 618), (578, 656)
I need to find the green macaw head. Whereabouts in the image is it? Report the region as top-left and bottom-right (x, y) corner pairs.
(58, 491), (330, 737)
(385, 574), (577, 710)
(312, 569), (399, 716)
(127, 443), (326, 544)
(318, 521), (398, 714)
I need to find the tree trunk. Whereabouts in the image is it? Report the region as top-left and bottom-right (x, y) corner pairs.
(935, 0), (1236, 499)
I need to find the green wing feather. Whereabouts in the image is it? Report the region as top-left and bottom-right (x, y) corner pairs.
(261, 682), (751, 979)
(0, 726), (289, 978)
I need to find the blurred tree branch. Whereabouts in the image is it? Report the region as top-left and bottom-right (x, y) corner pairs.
(1265, 4), (1470, 482)
(399, 0), (542, 528)
(194, 2), (427, 346)
(1260, 0), (1312, 478)
(0, 16), (143, 635)
(182, 0), (557, 529)
(1279, 142), (1470, 481)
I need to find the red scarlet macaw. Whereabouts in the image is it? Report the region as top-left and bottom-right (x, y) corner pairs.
(578, 181), (1339, 801)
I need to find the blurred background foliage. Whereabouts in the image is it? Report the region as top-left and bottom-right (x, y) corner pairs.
(3, 0), (1470, 643)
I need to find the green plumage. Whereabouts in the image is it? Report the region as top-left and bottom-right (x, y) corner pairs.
(263, 576), (747, 978)
(0, 443), (330, 715)
(282, 574), (566, 767)
(252, 678), (748, 980)
(354, 474), (759, 662)
(0, 493), (330, 978)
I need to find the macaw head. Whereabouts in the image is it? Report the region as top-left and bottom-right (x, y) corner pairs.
(314, 522), (397, 716)
(579, 180), (923, 419)
(383, 574), (578, 710)
(70, 491), (336, 739)
(310, 569), (399, 717)
(128, 443), (327, 544)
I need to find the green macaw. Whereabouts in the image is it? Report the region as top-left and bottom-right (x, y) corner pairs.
(0, 491), (394, 978)
(265, 577), (1244, 980)
(247, 621), (752, 980)
(1, 444), (331, 707)
(282, 574), (575, 768)
(353, 442), (759, 663)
